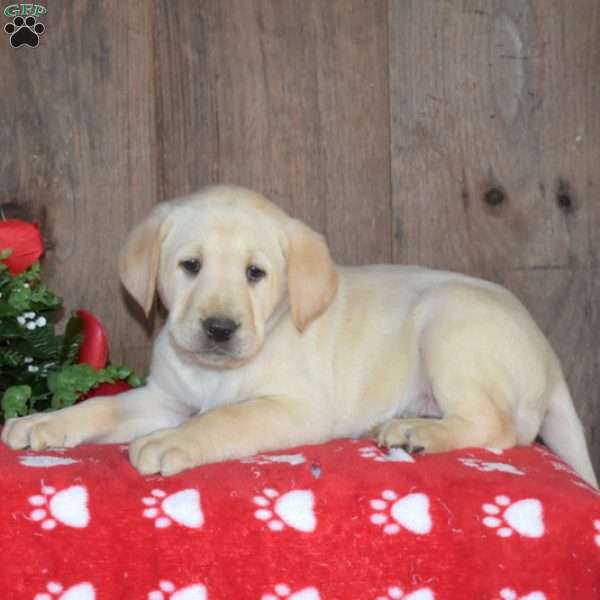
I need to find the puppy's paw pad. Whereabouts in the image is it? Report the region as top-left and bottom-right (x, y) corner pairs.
(3, 416), (69, 450)
(375, 421), (427, 453)
(159, 448), (193, 476)
(29, 422), (67, 450)
(129, 429), (194, 476)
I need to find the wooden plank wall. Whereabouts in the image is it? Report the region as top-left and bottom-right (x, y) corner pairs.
(1, 1), (598, 470)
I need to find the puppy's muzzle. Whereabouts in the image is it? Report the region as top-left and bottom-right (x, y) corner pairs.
(202, 316), (240, 343)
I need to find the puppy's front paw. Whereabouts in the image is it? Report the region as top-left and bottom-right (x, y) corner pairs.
(374, 417), (449, 454)
(129, 429), (196, 476)
(2, 413), (74, 451)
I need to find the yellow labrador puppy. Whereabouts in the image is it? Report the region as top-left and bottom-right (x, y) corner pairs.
(3, 185), (597, 487)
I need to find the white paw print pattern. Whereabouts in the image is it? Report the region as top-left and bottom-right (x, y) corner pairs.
(242, 453), (306, 466)
(458, 458), (524, 476)
(261, 583), (320, 600)
(28, 484), (90, 530)
(253, 487), (316, 532)
(375, 586), (434, 600)
(142, 488), (204, 529)
(34, 581), (95, 600)
(549, 460), (575, 475)
(499, 588), (547, 600)
(359, 446), (415, 463)
(572, 479), (600, 496)
(594, 519), (600, 547)
(533, 445), (554, 458)
(369, 490), (432, 536)
(147, 580), (207, 600)
(19, 455), (80, 468)
(482, 495), (544, 538)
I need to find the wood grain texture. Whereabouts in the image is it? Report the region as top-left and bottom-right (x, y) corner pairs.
(498, 267), (599, 470)
(535, 0), (600, 267)
(1, 1), (598, 470)
(0, 1), (157, 373)
(154, 0), (391, 264)
(389, 0), (600, 470)
(389, 0), (592, 272)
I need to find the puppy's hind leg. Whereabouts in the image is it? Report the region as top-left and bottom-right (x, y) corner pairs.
(376, 389), (516, 454)
(376, 312), (520, 454)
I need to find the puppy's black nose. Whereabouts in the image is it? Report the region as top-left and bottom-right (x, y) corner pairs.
(203, 316), (240, 342)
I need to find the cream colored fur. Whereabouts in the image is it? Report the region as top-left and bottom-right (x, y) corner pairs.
(3, 185), (597, 487)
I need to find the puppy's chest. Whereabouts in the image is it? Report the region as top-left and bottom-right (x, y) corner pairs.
(175, 364), (254, 413)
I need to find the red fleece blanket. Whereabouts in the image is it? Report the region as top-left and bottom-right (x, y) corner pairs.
(1, 439), (599, 599)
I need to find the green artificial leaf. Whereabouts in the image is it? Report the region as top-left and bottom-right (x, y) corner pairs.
(47, 363), (140, 410)
(23, 262), (41, 282)
(48, 364), (99, 409)
(30, 283), (62, 311)
(0, 318), (27, 338)
(0, 305), (19, 318)
(61, 315), (83, 365)
(1, 385), (32, 418)
(14, 325), (61, 360)
(126, 373), (143, 387)
(0, 258), (140, 420)
(0, 248), (12, 260)
(0, 348), (23, 367)
(102, 364), (135, 381)
(7, 284), (32, 312)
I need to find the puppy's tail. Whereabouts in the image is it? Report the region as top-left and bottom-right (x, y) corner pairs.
(540, 377), (598, 489)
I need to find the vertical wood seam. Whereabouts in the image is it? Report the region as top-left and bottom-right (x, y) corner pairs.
(385, 0), (394, 264)
(149, 0), (160, 206)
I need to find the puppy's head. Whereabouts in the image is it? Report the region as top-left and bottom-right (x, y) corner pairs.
(119, 185), (338, 368)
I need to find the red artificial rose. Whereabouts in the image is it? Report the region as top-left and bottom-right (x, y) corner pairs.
(0, 219), (44, 274)
(76, 310), (134, 402)
(77, 309), (109, 369)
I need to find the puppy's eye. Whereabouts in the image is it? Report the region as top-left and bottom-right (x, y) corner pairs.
(246, 265), (266, 283)
(179, 258), (201, 275)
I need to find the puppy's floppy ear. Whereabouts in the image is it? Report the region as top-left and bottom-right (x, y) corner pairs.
(119, 204), (172, 317)
(285, 219), (338, 332)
